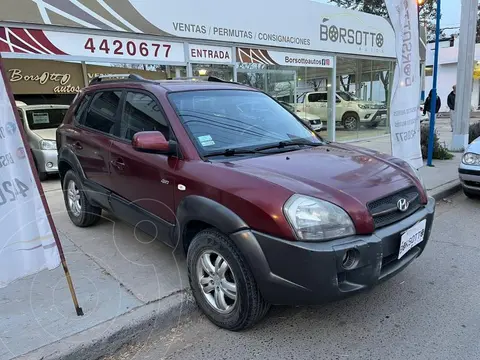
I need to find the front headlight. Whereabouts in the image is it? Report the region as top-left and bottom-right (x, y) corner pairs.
(283, 195), (355, 241)
(358, 104), (369, 109)
(40, 139), (56, 150)
(462, 152), (480, 166)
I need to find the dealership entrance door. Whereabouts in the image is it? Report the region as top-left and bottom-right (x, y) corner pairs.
(236, 68), (297, 103)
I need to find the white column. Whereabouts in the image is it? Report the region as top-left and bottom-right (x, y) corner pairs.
(327, 56), (337, 142)
(451, 0), (478, 151)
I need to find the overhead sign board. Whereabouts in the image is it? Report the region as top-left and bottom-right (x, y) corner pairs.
(0, 0), (396, 58)
(237, 48), (333, 68)
(188, 44), (233, 64)
(0, 27), (186, 64)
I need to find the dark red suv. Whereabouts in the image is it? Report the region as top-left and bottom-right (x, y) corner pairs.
(57, 74), (435, 331)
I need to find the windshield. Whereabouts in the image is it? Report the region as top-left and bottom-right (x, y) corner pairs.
(337, 91), (360, 102)
(25, 108), (67, 130)
(168, 90), (321, 155)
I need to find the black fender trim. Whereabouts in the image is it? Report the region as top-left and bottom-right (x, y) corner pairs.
(176, 195), (249, 248)
(57, 145), (87, 184)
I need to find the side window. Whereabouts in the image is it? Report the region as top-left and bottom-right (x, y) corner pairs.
(84, 91), (122, 134)
(308, 93), (327, 103)
(120, 92), (169, 141)
(74, 93), (92, 123)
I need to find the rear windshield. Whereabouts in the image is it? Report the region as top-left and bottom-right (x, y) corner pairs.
(168, 90), (320, 155)
(25, 108), (68, 130)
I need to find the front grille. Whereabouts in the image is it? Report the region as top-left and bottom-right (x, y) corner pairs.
(464, 180), (480, 189)
(309, 120), (321, 125)
(367, 186), (422, 229)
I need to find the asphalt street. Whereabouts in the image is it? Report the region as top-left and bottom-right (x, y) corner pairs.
(104, 192), (480, 360)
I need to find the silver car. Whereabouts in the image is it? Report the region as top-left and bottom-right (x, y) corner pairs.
(459, 137), (480, 198)
(16, 102), (69, 181)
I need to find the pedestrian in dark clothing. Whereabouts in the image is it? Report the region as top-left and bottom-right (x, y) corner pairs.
(423, 89), (441, 116)
(447, 85), (456, 131)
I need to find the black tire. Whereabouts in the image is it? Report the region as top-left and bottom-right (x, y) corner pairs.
(187, 229), (270, 331)
(38, 171), (48, 181)
(63, 170), (101, 227)
(463, 187), (479, 199)
(342, 112), (360, 131)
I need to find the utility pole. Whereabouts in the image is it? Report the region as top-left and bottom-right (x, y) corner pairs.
(451, 0), (478, 151)
(426, 0), (441, 167)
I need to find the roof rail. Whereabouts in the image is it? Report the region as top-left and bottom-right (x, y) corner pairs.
(89, 73), (145, 85)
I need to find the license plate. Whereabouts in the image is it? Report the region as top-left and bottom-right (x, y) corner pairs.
(398, 219), (426, 259)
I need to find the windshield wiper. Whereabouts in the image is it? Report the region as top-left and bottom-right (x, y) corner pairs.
(204, 140), (323, 159)
(204, 148), (267, 158)
(254, 140), (323, 152)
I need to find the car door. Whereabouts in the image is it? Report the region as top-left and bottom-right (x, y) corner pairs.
(108, 90), (177, 239)
(72, 90), (122, 198)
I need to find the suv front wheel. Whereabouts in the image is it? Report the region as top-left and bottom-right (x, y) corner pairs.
(342, 112), (360, 131)
(63, 170), (101, 227)
(187, 229), (270, 331)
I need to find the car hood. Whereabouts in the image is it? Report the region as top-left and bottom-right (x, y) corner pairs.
(466, 136), (480, 153)
(229, 143), (417, 208)
(32, 128), (57, 140)
(297, 112), (321, 121)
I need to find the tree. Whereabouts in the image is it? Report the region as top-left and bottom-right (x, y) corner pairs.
(328, 0), (444, 41)
(476, 4), (480, 43)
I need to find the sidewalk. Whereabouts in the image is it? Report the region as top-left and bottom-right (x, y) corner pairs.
(0, 120), (464, 360)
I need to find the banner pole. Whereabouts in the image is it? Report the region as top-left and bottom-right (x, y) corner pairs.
(0, 54), (83, 316)
(426, 0), (441, 167)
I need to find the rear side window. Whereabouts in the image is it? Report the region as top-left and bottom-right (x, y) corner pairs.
(74, 94), (92, 123)
(119, 92), (170, 141)
(308, 93), (327, 102)
(84, 91), (122, 134)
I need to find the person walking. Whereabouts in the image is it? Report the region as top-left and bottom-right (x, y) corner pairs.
(447, 85), (456, 132)
(423, 89), (441, 118)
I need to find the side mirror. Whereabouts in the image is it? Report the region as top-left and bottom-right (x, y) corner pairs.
(132, 131), (177, 155)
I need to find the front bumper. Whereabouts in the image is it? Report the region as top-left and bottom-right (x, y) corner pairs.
(32, 149), (58, 173)
(230, 196), (435, 305)
(459, 167), (480, 193)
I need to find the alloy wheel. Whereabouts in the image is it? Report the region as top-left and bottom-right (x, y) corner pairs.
(196, 250), (237, 314)
(67, 180), (82, 217)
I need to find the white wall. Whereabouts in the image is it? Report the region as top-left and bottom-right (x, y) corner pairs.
(425, 39), (480, 111)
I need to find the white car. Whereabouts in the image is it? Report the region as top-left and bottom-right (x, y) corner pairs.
(279, 101), (324, 132)
(459, 136), (480, 198)
(16, 102), (69, 180)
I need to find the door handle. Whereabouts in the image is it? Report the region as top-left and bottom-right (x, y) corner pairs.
(73, 141), (83, 150)
(110, 158), (125, 171)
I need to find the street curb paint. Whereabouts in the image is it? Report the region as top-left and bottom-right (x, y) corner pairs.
(18, 291), (198, 360)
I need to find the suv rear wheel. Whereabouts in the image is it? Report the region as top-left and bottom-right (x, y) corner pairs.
(63, 170), (101, 227)
(342, 112), (360, 131)
(187, 229), (270, 331)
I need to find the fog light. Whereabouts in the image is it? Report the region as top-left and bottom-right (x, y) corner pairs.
(342, 249), (359, 270)
(46, 162), (53, 169)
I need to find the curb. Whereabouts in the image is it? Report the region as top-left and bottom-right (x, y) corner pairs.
(428, 180), (462, 201)
(18, 291), (198, 360)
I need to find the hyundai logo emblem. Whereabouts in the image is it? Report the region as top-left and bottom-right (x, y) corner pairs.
(397, 198), (409, 212)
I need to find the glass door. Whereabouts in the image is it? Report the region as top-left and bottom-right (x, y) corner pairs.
(236, 68), (297, 103)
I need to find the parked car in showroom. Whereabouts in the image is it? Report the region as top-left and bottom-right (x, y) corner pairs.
(56, 74), (435, 331)
(16, 101), (69, 180)
(459, 136), (480, 198)
(295, 90), (387, 130)
(278, 101), (323, 131)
